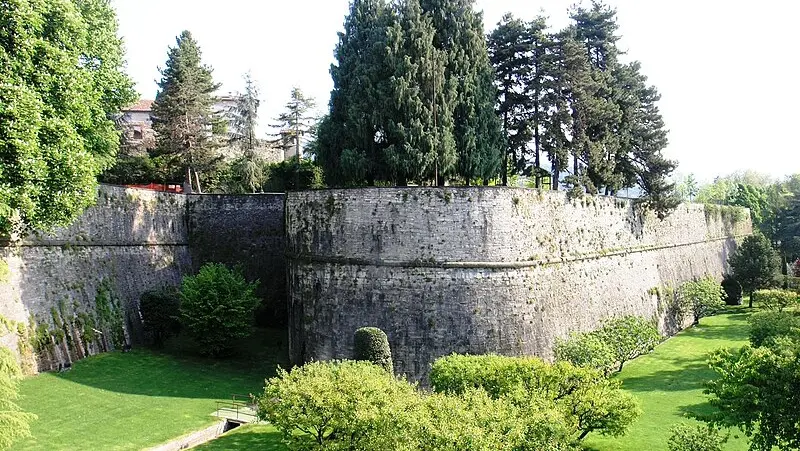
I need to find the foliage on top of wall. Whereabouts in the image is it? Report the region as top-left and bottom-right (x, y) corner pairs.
(703, 204), (745, 225)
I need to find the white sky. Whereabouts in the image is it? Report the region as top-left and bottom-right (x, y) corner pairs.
(112, 0), (799, 182)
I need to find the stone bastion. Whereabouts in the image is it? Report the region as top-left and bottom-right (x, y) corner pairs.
(286, 187), (751, 380)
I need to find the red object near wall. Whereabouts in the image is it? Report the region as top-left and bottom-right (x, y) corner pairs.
(124, 183), (184, 194)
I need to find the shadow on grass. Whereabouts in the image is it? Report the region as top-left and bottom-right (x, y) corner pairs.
(47, 327), (289, 400)
(195, 426), (287, 451)
(618, 313), (752, 394)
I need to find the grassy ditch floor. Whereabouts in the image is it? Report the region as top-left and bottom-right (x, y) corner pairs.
(194, 425), (286, 450)
(11, 328), (287, 451)
(585, 310), (752, 451)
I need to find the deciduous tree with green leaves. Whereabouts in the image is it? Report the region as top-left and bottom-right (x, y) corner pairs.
(680, 277), (726, 325)
(728, 233), (781, 307)
(0, 0), (135, 235)
(0, 346), (36, 449)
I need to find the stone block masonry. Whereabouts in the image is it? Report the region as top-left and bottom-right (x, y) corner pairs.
(0, 185), (285, 373)
(286, 188), (751, 381)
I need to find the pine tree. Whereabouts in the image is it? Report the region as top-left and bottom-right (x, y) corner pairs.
(229, 72), (260, 154)
(151, 30), (221, 193)
(488, 14), (533, 186)
(228, 73), (264, 193)
(274, 87), (317, 162)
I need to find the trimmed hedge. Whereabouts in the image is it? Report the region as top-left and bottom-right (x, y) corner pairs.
(353, 327), (393, 373)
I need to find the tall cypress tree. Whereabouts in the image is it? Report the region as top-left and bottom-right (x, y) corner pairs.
(151, 30), (221, 193)
(318, 0), (394, 186)
(421, 0), (502, 185)
(383, 0), (452, 185)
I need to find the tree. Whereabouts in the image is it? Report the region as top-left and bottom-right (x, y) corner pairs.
(728, 233), (781, 307)
(554, 331), (616, 375)
(382, 0), (452, 185)
(139, 288), (181, 347)
(228, 73), (264, 193)
(151, 30), (222, 193)
(274, 87), (317, 162)
(676, 174), (699, 202)
(0, 0), (136, 235)
(706, 340), (800, 451)
(258, 361), (420, 450)
(421, 0), (503, 186)
(429, 354), (640, 441)
(180, 263), (260, 356)
(596, 316), (661, 372)
(680, 277), (725, 325)
(0, 346), (36, 449)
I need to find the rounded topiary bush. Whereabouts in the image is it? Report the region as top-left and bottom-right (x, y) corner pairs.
(721, 274), (743, 306)
(353, 327), (393, 373)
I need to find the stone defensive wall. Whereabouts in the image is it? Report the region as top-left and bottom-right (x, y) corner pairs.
(0, 185), (285, 372)
(286, 188), (752, 380)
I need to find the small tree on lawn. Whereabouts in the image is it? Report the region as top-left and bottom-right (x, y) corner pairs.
(680, 277), (726, 325)
(728, 233), (781, 308)
(180, 263), (260, 356)
(597, 316), (662, 372)
(706, 339), (800, 451)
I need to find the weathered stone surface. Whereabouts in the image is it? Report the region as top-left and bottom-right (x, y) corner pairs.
(0, 185), (286, 372)
(286, 188), (751, 381)
(188, 194), (286, 325)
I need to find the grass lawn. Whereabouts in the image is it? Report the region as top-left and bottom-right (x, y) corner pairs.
(585, 310), (752, 451)
(11, 328), (287, 451)
(194, 425), (286, 450)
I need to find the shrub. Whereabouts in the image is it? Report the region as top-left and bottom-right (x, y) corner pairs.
(180, 263), (260, 356)
(353, 327), (393, 373)
(680, 277), (726, 325)
(554, 332), (616, 375)
(139, 288), (181, 347)
(596, 316), (662, 372)
(753, 289), (799, 312)
(721, 274), (743, 306)
(0, 347), (36, 449)
(748, 311), (800, 347)
(706, 341), (800, 451)
(728, 233), (781, 307)
(429, 354), (641, 441)
(418, 389), (577, 451)
(258, 360), (419, 450)
(667, 423), (727, 451)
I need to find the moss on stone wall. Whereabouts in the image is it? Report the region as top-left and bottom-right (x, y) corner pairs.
(0, 259), (9, 284)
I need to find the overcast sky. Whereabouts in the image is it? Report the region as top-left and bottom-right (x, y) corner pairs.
(112, 0), (799, 182)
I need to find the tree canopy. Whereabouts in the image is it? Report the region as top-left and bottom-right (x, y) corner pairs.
(0, 0), (136, 235)
(151, 30), (222, 193)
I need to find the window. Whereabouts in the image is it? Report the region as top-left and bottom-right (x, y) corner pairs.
(133, 127), (143, 140)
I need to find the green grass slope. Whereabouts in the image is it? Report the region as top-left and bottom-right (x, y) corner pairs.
(585, 311), (752, 451)
(11, 329), (286, 451)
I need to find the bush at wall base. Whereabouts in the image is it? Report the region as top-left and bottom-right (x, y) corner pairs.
(139, 288), (181, 347)
(180, 263), (260, 357)
(353, 327), (393, 374)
